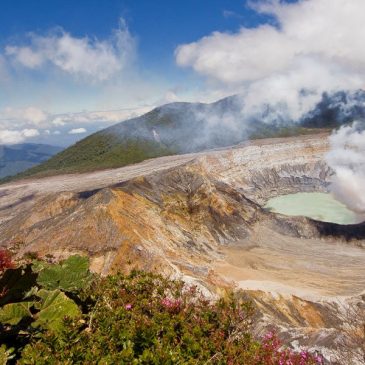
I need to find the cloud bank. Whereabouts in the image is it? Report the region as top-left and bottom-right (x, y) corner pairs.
(0, 105), (152, 145)
(0, 128), (39, 144)
(176, 0), (365, 118)
(2, 107), (48, 126)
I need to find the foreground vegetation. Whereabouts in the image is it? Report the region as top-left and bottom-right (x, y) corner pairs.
(0, 250), (323, 364)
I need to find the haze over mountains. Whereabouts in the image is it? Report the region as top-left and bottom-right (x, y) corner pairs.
(0, 143), (62, 179)
(6, 89), (365, 181)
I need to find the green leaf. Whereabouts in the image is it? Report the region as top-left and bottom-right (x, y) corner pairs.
(0, 265), (37, 306)
(31, 260), (50, 273)
(36, 255), (91, 292)
(0, 344), (15, 365)
(32, 289), (80, 332)
(23, 286), (38, 299)
(36, 265), (63, 290)
(0, 301), (32, 325)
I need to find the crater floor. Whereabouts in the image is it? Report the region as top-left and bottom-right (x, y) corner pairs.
(214, 224), (365, 298)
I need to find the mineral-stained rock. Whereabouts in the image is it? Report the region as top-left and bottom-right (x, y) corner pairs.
(0, 133), (364, 363)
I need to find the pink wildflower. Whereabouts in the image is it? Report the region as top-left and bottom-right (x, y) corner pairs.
(125, 303), (132, 310)
(161, 298), (182, 313)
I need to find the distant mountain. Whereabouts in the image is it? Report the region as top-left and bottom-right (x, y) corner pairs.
(0, 143), (63, 179)
(5, 90), (365, 181)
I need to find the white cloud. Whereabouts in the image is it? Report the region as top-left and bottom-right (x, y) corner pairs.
(0, 128), (39, 144)
(0, 107), (44, 145)
(0, 104), (152, 146)
(0, 104), (151, 135)
(22, 128), (40, 138)
(5, 18), (135, 82)
(175, 0), (365, 116)
(68, 128), (87, 134)
(1, 19), (176, 128)
(0, 130), (25, 144)
(3, 106), (48, 125)
(51, 106), (152, 127)
(51, 117), (66, 127)
(5, 46), (44, 68)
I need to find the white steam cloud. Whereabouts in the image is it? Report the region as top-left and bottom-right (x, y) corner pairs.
(326, 123), (365, 216)
(175, 0), (365, 221)
(175, 0), (365, 119)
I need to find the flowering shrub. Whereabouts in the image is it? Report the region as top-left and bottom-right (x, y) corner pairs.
(160, 297), (182, 313)
(0, 256), (324, 364)
(19, 271), (258, 364)
(256, 331), (323, 365)
(0, 250), (13, 273)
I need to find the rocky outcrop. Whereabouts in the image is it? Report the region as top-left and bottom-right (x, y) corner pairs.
(0, 166), (261, 276)
(246, 290), (365, 363)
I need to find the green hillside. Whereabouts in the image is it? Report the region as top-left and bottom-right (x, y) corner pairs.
(7, 134), (175, 180)
(1, 91), (346, 183)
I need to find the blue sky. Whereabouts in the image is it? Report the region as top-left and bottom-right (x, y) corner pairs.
(0, 0), (363, 146)
(0, 0), (274, 146)
(0, 0), (271, 111)
(0, 0), (269, 75)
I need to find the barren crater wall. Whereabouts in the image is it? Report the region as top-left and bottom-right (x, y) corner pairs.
(0, 133), (349, 260)
(237, 161), (331, 204)
(1, 132), (363, 261)
(192, 134), (332, 204)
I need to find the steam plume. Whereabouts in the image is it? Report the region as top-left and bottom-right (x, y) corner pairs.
(325, 122), (365, 216)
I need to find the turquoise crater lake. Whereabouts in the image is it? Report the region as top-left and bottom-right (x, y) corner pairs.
(264, 192), (358, 225)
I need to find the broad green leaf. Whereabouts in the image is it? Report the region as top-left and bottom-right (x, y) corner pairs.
(31, 260), (50, 273)
(0, 301), (32, 325)
(32, 289), (80, 332)
(36, 265), (62, 290)
(0, 265), (37, 306)
(36, 255), (91, 292)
